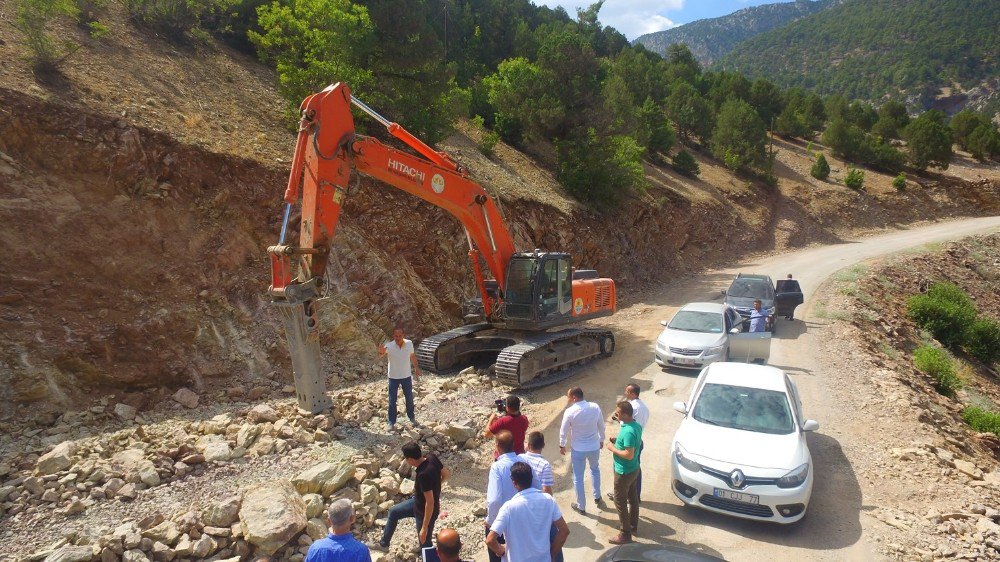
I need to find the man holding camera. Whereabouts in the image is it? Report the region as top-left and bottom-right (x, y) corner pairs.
(483, 394), (528, 458)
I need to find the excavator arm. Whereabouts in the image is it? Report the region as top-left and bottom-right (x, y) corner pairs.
(267, 83), (516, 413)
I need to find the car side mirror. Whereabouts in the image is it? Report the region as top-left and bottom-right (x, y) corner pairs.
(802, 419), (819, 432)
(660, 320), (668, 327)
(729, 327), (740, 334)
(673, 401), (688, 414)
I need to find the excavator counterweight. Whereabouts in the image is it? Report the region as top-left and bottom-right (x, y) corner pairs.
(268, 83), (616, 413)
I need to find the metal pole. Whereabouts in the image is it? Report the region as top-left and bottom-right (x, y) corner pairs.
(278, 203), (293, 244)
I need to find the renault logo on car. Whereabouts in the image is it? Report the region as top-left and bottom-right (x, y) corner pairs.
(730, 469), (745, 488)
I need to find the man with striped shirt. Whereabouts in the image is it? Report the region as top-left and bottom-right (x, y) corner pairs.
(520, 431), (553, 494)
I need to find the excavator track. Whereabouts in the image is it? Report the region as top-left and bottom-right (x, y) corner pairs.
(415, 323), (492, 372)
(495, 328), (615, 388)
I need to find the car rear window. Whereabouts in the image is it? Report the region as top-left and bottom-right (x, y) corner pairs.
(692, 383), (794, 434)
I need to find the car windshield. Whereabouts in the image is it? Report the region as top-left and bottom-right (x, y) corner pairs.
(692, 383), (795, 434)
(668, 311), (724, 333)
(728, 280), (770, 299)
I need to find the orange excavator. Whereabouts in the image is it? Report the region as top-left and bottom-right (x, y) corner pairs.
(267, 83), (616, 413)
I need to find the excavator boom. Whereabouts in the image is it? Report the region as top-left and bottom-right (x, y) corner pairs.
(268, 83), (614, 413)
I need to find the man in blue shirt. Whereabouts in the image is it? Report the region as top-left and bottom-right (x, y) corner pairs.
(484, 430), (520, 562)
(749, 299), (770, 332)
(305, 498), (371, 562)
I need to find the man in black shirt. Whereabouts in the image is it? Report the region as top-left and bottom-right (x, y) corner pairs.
(375, 442), (449, 551)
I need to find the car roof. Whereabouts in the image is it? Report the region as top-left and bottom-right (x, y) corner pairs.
(736, 273), (773, 281)
(678, 302), (728, 313)
(702, 362), (788, 392)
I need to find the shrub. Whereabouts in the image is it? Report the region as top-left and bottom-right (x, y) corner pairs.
(904, 110), (953, 171)
(963, 406), (1000, 435)
(913, 345), (961, 396)
(892, 172), (906, 191)
(844, 167), (864, 190)
(672, 150), (700, 177)
(556, 129), (646, 207)
(907, 282), (977, 348)
(470, 115), (499, 157)
(14, 0), (80, 70)
(810, 153), (830, 180)
(965, 317), (1000, 365)
(710, 98), (767, 173)
(124, 0), (233, 39)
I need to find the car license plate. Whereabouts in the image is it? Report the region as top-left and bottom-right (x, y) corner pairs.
(676, 357), (695, 365)
(713, 488), (759, 504)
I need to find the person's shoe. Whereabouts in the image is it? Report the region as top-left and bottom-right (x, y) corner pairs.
(608, 533), (633, 545)
(366, 541), (388, 552)
(606, 492), (615, 502)
(631, 523), (639, 534)
(409, 419), (421, 428)
(594, 497), (605, 507)
(571, 503), (586, 515)
(387, 422), (396, 432)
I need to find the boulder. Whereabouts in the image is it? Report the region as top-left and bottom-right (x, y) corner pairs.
(291, 461), (354, 496)
(43, 545), (93, 562)
(444, 421), (477, 444)
(955, 459), (984, 480)
(399, 479), (415, 496)
(172, 388), (199, 409)
(197, 436), (232, 462)
(239, 480), (307, 555)
(303, 494), (325, 519)
(305, 518), (328, 540)
(122, 550), (150, 562)
(112, 449), (147, 472)
(115, 403), (138, 420)
(191, 535), (217, 558)
(37, 441), (77, 475)
(248, 404), (279, 423)
(143, 521), (180, 545)
(138, 462), (161, 487)
(202, 495), (242, 527)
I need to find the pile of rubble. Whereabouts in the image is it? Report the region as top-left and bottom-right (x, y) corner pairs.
(4, 369), (500, 561)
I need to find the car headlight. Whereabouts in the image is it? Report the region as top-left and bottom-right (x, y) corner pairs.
(706, 344), (725, 356)
(777, 463), (809, 488)
(674, 444), (702, 473)
(656, 341), (667, 352)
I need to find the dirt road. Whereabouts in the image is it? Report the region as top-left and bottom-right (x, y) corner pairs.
(483, 216), (1000, 562)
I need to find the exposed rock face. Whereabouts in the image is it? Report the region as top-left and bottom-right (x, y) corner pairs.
(37, 441), (77, 475)
(239, 481), (307, 555)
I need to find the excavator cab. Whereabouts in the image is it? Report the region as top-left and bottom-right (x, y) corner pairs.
(503, 252), (574, 329)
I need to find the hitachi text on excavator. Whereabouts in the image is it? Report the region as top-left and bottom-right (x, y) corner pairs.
(267, 83), (617, 414)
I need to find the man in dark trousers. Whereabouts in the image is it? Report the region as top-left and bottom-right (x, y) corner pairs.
(374, 441), (449, 551)
(378, 325), (422, 431)
(607, 401), (642, 545)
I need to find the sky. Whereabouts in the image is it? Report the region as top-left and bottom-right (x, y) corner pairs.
(533, 0), (803, 40)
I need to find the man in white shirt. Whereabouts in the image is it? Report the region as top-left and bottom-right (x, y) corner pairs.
(559, 387), (605, 514)
(378, 326), (422, 430)
(484, 431), (520, 562)
(609, 383), (649, 504)
(486, 462), (569, 562)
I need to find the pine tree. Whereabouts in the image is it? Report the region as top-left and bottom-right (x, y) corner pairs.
(672, 150), (700, 177)
(810, 153), (830, 180)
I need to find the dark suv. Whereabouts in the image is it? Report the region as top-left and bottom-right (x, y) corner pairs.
(723, 273), (775, 332)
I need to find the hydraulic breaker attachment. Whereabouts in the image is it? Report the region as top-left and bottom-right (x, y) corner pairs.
(271, 277), (332, 414)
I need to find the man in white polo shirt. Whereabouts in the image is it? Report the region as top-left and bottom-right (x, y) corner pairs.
(378, 325), (421, 430)
(486, 462), (569, 562)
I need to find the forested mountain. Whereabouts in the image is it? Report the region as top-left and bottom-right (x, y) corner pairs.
(633, 0), (836, 67)
(715, 0), (1000, 111)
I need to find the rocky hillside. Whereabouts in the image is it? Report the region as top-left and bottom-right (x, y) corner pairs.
(814, 234), (1000, 559)
(2, 2), (1000, 425)
(633, 0), (835, 67)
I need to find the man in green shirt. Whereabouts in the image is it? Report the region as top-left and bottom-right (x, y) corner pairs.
(607, 401), (642, 545)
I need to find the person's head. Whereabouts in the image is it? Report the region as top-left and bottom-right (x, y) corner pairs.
(787, 274), (793, 279)
(624, 383), (640, 400)
(615, 401), (634, 423)
(495, 430), (514, 455)
(392, 325), (404, 343)
(327, 498), (355, 534)
(436, 528), (462, 562)
(504, 394), (521, 414)
(527, 431), (544, 452)
(753, 299), (762, 311)
(401, 441), (423, 466)
(510, 461), (533, 491)
(566, 387), (584, 404)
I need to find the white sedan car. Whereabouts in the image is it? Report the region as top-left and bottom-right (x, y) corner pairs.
(654, 302), (744, 370)
(670, 362), (818, 523)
